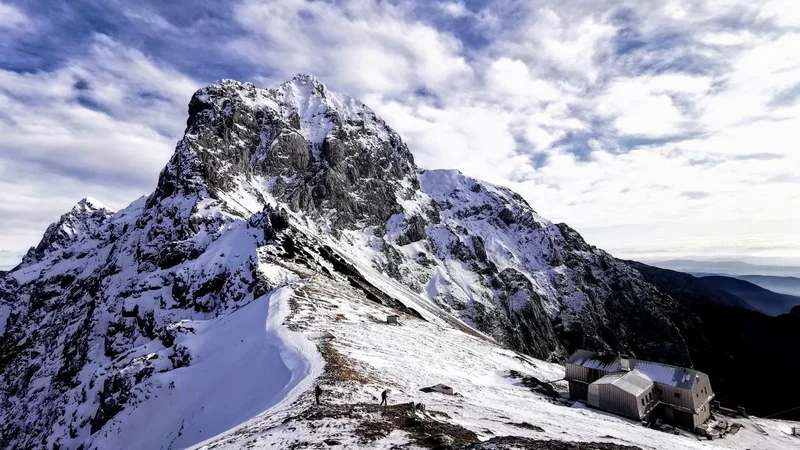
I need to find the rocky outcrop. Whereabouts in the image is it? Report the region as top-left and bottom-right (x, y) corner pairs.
(19, 197), (114, 267)
(465, 437), (641, 449)
(155, 75), (418, 232)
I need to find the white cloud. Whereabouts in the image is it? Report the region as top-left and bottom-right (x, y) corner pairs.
(758, 0), (800, 28)
(229, 0), (472, 99)
(440, 2), (470, 18)
(0, 35), (198, 263)
(0, 2), (29, 30)
(595, 74), (711, 137)
(506, 6), (617, 82)
(3, 0), (800, 267)
(486, 58), (562, 103)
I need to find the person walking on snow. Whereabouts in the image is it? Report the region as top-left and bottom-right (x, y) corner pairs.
(315, 385), (323, 405)
(380, 389), (388, 406)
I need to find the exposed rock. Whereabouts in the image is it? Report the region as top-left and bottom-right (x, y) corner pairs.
(294, 402), (478, 448)
(506, 422), (545, 432)
(508, 370), (560, 400)
(20, 197), (114, 267)
(463, 436), (641, 449)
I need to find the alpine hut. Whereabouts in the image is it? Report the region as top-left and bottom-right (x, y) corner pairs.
(565, 350), (714, 431)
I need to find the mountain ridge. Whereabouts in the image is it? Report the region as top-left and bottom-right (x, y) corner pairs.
(696, 275), (800, 316)
(649, 259), (800, 278)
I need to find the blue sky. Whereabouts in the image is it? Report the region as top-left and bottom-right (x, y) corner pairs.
(1, 0), (800, 269)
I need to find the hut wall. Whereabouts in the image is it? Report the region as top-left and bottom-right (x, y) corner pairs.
(569, 380), (589, 400)
(654, 383), (694, 411)
(565, 363), (588, 382)
(587, 383), (600, 408)
(596, 384), (640, 420)
(690, 373), (713, 410)
(693, 403), (711, 429)
(566, 363), (590, 400)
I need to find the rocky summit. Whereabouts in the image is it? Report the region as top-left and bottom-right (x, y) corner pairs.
(1, 75), (797, 450)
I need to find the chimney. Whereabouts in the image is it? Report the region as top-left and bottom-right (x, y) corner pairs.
(620, 354), (631, 372)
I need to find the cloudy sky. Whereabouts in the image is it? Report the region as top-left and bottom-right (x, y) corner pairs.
(1, 0), (799, 269)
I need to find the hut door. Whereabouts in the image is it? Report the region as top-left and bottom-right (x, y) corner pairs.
(661, 405), (674, 423)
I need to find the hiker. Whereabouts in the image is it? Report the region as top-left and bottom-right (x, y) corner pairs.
(315, 385), (323, 405)
(380, 389), (388, 406)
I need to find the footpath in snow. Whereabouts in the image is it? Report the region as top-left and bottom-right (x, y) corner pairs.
(89, 286), (323, 450)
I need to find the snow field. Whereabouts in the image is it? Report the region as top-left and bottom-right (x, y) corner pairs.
(195, 266), (798, 450)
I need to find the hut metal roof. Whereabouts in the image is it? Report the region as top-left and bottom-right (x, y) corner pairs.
(592, 369), (653, 397)
(567, 350), (702, 390)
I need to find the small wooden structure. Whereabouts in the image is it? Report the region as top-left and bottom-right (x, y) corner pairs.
(386, 315), (399, 325)
(792, 427), (799, 437)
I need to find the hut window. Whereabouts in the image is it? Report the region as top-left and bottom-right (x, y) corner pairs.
(641, 398), (645, 406)
(674, 392), (681, 399)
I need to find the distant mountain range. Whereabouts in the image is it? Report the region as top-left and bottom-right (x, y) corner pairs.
(691, 272), (800, 296)
(626, 262), (800, 317)
(693, 276), (800, 317)
(735, 274), (800, 297)
(649, 260), (800, 313)
(650, 259), (800, 278)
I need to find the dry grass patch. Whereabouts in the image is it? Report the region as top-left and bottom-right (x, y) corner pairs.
(318, 340), (371, 385)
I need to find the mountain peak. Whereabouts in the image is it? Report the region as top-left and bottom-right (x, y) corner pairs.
(281, 73), (331, 104)
(72, 196), (109, 213)
(19, 197), (114, 267)
(290, 72), (323, 85)
(162, 75), (416, 230)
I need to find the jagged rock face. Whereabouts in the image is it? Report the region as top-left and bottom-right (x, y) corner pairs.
(0, 75), (705, 449)
(20, 197), (114, 267)
(346, 168), (692, 364)
(155, 74), (418, 231)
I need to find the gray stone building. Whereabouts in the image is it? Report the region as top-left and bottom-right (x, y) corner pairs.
(565, 350), (714, 431)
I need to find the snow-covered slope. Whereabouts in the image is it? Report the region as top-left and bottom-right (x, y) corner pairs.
(1, 75), (795, 450)
(192, 261), (798, 450)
